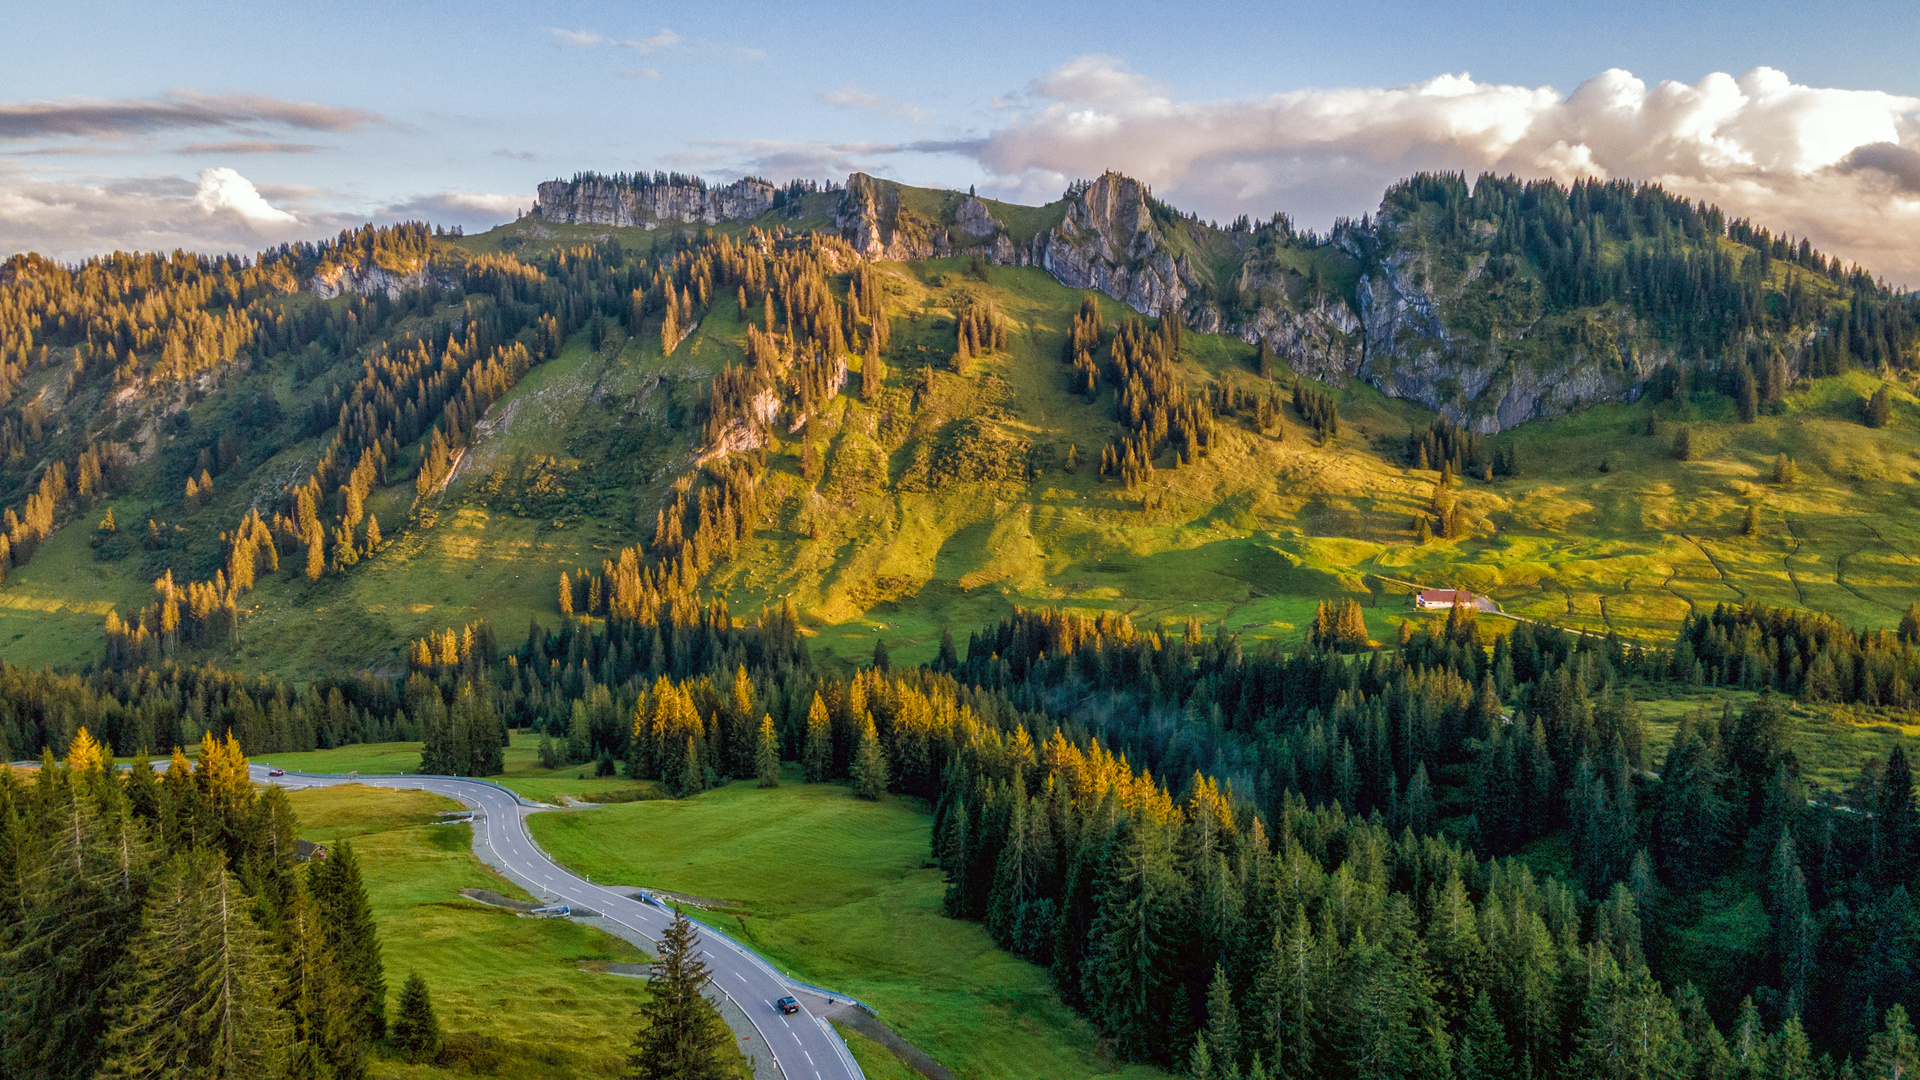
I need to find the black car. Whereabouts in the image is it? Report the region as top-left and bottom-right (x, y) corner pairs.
(268, 768), (286, 777)
(775, 996), (800, 1015)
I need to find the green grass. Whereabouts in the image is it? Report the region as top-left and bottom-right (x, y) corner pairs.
(527, 776), (1166, 1080)
(4, 223), (1918, 698)
(833, 1022), (922, 1080)
(285, 784), (671, 1080)
(258, 731), (664, 804)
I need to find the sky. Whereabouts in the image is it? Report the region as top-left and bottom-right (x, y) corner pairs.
(4, 0), (1920, 282)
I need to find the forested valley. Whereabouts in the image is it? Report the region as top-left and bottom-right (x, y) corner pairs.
(1, 166), (1919, 1080)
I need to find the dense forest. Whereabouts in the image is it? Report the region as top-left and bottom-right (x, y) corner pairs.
(1, 165), (1918, 1080)
(1376, 172), (1919, 372)
(0, 731), (387, 1079)
(21, 590), (1919, 1076)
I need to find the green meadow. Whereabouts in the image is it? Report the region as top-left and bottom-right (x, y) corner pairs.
(284, 784), (673, 1080)
(527, 774), (1167, 1080)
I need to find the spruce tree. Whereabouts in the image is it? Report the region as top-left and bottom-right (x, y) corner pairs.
(310, 840), (386, 1044)
(1456, 991), (1512, 1080)
(802, 693), (831, 782)
(755, 714), (780, 788)
(101, 848), (289, 1079)
(850, 715), (889, 800)
(389, 973), (442, 1064)
(1865, 385), (1892, 428)
(628, 910), (734, 1080)
(1866, 1004), (1917, 1080)
(1671, 426), (1693, 461)
(1, 775), (151, 1080)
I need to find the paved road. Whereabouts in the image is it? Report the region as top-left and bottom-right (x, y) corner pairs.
(255, 766), (862, 1080)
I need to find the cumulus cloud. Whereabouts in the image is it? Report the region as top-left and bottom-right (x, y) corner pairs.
(0, 165), (340, 262)
(192, 166), (296, 225)
(955, 58), (1920, 283)
(0, 161), (528, 264)
(820, 87), (932, 124)
(0, 90), (386, 142)
(376, 190), (531, 231)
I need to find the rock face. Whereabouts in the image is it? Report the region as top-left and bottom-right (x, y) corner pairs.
(535, 176), (775, 227)
(309, 261), (448, 300)
(1355, 245), (1650, 432)
(835, 174), (950, 260)
(1035, 173), (1197, 316)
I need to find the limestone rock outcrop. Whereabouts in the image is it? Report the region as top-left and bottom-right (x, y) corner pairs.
(835, 174), (950, 260)
(1035, 172), (1197, 315)
(535, 175), (775, 227)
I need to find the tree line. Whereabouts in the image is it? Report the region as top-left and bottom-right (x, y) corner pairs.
(0, 730), (386, 1079)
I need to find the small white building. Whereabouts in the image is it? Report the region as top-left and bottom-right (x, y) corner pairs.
(1414, 589), (1470, 610)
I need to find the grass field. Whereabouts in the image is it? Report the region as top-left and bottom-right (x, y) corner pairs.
(0, 233), (1915, 697)
(527, 775), (1166, 1080)
(285, 784), (672, 1080)
(259, 730), (664, 804)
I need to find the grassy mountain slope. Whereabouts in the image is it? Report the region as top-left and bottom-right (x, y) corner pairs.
(0, 179), (1915, 681)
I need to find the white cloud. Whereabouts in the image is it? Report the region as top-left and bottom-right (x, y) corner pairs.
(546, 28), (607, 48)
(0, 162), (528, 263)
(192, 166), (296, 225)
(820, 87), (932, 124)
(622, 29), (679, 55)
(957, 58), (1920, 283)
(376, 189), (531, 231)
(545, 26), (761, 64)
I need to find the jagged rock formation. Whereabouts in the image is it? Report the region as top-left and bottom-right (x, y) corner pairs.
(535, 175), (775, 227)
(1355, 245), (1650, 432)
(1034, 173), (1197, 316)
(835, 174), (950, 260)
(309, 262), (447, 300)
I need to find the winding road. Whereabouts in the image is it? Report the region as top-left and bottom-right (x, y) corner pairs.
(254, 766), (863, 1080)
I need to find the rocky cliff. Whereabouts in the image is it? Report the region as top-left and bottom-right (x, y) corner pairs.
(1354, 240), (1649, 432)
(309, 261), (449, 300)
(835, 174), (950, 260)
(535, 175), (776, 227)
(1034, 173), (1197, 316)
(1023, 172), (1651, 431)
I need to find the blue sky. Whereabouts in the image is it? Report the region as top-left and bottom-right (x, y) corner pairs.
(5, 0), (1919, 279)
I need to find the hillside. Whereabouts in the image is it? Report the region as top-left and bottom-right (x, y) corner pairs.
(5, 165), (1920, 1080)
(0, 170), (1912, 682)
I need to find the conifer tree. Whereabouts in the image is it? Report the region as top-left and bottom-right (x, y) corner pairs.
(1774, 452), (1796, 485)
(1741, 503), (1761, 537)
(1865, 1004), (1916, 1080)
(310, 840), (386, 1045)
(628, 910), (735, 1080)
(1671, 426), (1694, 461)
(802, 692), (831, 782)
(755, 714), (780, 788)
(101, 848), (289, 1080)
(1456, 991), (1512, 1080)
(850, 714), (889, 800)
(389, 972), (442, 1064)
(305, 529), (325, 580)
(1865, 385), (1893, 428)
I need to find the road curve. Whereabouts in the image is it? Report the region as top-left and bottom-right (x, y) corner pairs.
(255, 765), (863, 1080)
